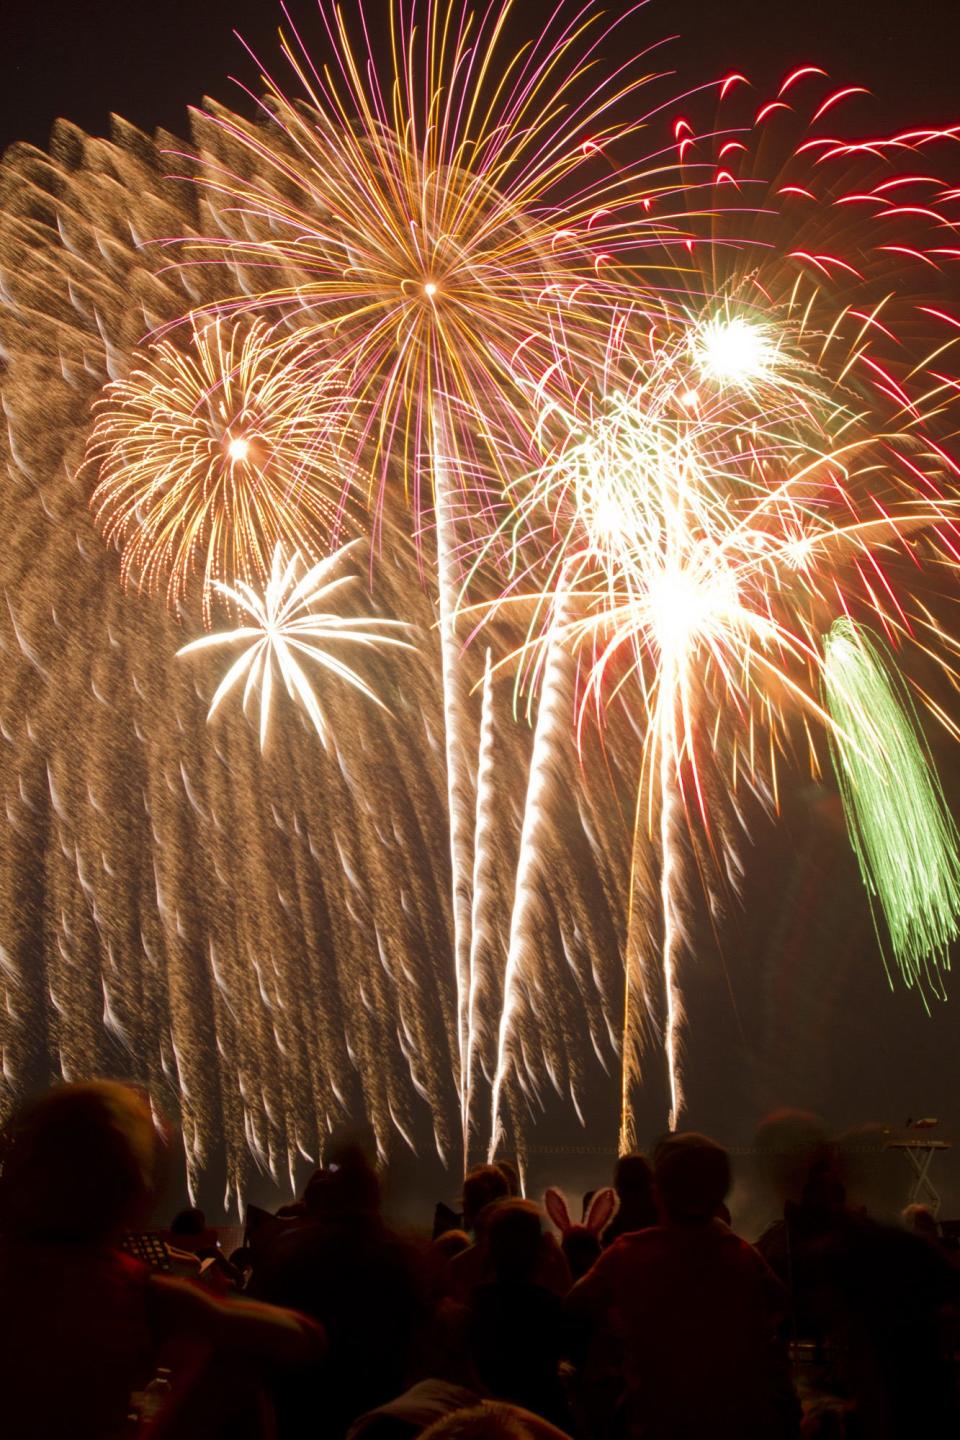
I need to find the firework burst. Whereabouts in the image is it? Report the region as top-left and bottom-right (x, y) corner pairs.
(87, 317), (355, 620)
(168, 0), (711, 1155)
(823, 618), (960, 997)
(179, 0), (698, 520)
(459, 62), (960, 1147)
(178, 541), (413, 749)
(475, 266), (960, 1143)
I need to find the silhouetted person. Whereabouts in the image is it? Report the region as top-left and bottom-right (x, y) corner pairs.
(431, 1157), (514, 1238)
(249, 1144), (424, 1436)
(0, 1082), (323, 1439)
(751, 1109), (854, 1355)
(170, 1204), (220, 1256)
(419, 1401), (574, 1438)
(813, 1213), (959, 1437)
(903, 1201), (940, 1241)
(568, 1132), (799, 1440)
(601, 1153), (657, 1246)
(494, 1158), (522, 1197)
(466, 1200), (569, 1426)
(463, 1164), (512, 1234)
(433, 1227), (472, 1261)
(346, 1379), (480, 1438)
(446, 1166), (575, 1308)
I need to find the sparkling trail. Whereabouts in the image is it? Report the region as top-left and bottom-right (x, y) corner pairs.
(465, 647), (496, 1159)
(488, 603), (572, 1161)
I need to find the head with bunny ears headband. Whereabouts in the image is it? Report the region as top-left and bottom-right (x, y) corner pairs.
(544, 1186), (618, 1280)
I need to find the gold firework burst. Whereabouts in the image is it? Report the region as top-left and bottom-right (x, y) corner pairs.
(86, 317), (355, 620)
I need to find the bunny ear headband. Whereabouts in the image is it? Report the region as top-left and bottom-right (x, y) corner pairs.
(584, 1186), (618, 1234)
(544, 1186), (573, 1234)
(545, 1186), (619, 1235)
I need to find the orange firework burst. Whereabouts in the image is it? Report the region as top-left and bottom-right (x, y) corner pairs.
(174, 0), (704, 522)
(86, 317), (354, 620)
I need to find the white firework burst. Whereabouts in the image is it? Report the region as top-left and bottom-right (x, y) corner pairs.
(179, 542), (413, 749)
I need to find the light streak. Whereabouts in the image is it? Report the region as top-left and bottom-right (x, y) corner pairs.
(822, 618), (960, 998)
(489, 597), (573, 1160)
(433, 410), (476, 1157)
(465, 647), (496, 1159)
(658, 736), (686, 1132)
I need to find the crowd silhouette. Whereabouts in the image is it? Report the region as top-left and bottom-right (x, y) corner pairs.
(0, 1082), (957, 1438)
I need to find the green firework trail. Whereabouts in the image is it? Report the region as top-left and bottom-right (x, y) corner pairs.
(822, 617), (960, 1000)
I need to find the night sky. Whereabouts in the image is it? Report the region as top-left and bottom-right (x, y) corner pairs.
(3, 0), (960, 156)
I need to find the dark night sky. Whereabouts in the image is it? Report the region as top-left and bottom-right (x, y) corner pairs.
(2, 1), (960, 156)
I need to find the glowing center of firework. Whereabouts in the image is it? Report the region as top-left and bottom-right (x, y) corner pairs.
(423, 281), (439, 298)
(226, 436), (251, 463)
(693, 316), (777, 388)
(784, 534), (814, 570)
(647, 562), (738, 658)
(586, 490), (634, 553)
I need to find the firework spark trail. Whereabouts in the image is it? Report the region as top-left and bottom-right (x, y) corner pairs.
(488, 601), (573, 1162)
(431, 416), (477, 1160)
(464, 647), (496, 1159)
(658, 724), (686, 1133)
(822, 618), (960, 997)
(618, 786), (656, 1155)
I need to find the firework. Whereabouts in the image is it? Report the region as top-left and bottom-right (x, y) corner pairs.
(8, 11), (960, 1198)
(181, 0), (696, 518)
(823, 618), (960, 998)
(488, 591), (575, 1163)
(478, 267), (960, 1137)
(173, 0), (705, 1156)
(178, 542), (413, 749)
(464, 62), (960, 1142)
(87, 317), (354, 620)
(0, 96), (630, 1203)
